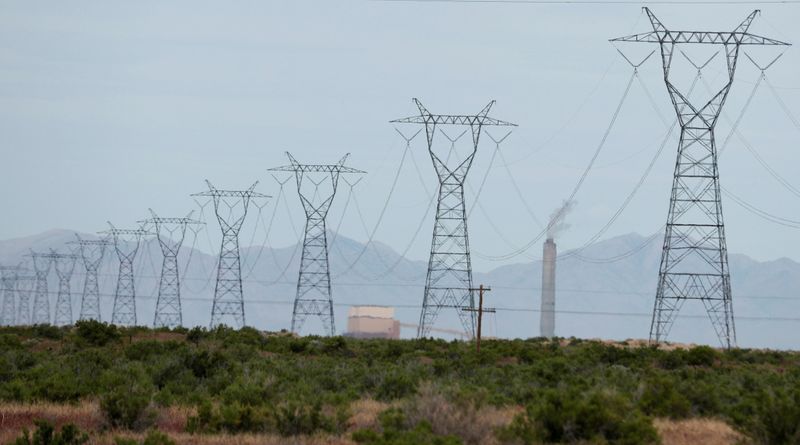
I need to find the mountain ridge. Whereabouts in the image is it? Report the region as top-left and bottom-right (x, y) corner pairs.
(0, 229), (797, 350)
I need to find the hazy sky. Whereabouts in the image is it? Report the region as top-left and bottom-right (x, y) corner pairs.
(2, 0), (799, 270)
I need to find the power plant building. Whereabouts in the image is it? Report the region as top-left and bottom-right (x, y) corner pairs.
(345, 306), (400, 339)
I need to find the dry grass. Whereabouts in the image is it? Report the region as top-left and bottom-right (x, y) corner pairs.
(3, 400), (748, 445)
(96, 432), (356, 445)
(403, 383), (520, 445)
(346, 399), (390, 432)
(655, 418), (746, 445)
(0, 401), (104, 443)
(0, 401), (193, 444)
(0, 401), (351, 444)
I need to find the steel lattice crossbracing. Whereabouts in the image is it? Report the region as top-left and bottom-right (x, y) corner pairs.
(392, 99), (516, 338)
(612, 9), (790, 348)
(15, 275), (35, 326)
(0, 266), (23, 326)
(102, 224), (150, 326)
(269, 152), (364, 336)
(193, 181), (269, 328)
(141, 210), (203, 328)
(71, 236), (110, 322)
(51, 251), (79, 326)
(29, 252), (53, 324)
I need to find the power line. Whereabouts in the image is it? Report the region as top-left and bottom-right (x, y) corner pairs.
(59, 269), (800, 302)
(24, 290), (800, 323)
(375, 0), (800, 4)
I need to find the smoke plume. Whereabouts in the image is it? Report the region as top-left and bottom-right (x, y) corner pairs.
(547, 200), (576, 240)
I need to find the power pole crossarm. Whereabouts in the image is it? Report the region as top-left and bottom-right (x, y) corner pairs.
(462, 285), (494, 353)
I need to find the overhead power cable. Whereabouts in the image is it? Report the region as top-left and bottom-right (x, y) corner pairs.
(333, 130), (417, 278)
(476, 66), (639, 261)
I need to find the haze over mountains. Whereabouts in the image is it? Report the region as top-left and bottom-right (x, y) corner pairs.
(1, 229), (798, 350)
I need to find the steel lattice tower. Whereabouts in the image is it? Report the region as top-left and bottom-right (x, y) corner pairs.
(613, 9), (790, 348)
(72, 235), (111, 321)
(16, 275), (35, 326)
(102, 223), (150, 326)
(0, 265), (23, 326)
(269, 152), (365, 335)
(29, 251), (53, 325)
(141, 210), (203, 328)
(193, 181), (269, 328)
(392, 99), (516, 338)
(51, 250), (79, 326)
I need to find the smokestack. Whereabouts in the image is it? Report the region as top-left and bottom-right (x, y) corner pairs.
(540, 237), (556, 338)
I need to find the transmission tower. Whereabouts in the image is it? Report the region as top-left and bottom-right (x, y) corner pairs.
(102, 223), (150, 326)
(192, 181), (269, 328)
(51, 250), (79, 326)
(28, 251), (54, 324)
(0, 265), (23, 326)
(613, 9), (790, 348)
(16, 274), (35, 326)
(71, 235), (111, 321)
(392, 99), (516, 338)
(140, 210), (203, 328)
(268, 152), (365, 335)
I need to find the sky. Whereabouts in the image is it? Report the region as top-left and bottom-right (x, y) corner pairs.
(1, 0), (799, 271)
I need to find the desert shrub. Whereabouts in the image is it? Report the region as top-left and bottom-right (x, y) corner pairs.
(352, 408), (463, 445)
(686, 345), (719, 367)
(186, 327), (205, 344)
(74, 320), (120, 347)
(733, 387), (800, 444)
(187, 401), (275, 434)
(401, 383), (499, 445)
(273, 402), (334, 436)
(100, 364), (156, 430)
(638, 375), (691, 418)
(497, 388), (659, 445)
(33, 324), (64, 340)
(12, 420), (88, 445)
(375, 370), (418, 401)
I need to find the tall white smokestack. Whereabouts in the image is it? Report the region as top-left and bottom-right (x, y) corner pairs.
(540, 237), (556, 338)
(540, 200), (573, 338)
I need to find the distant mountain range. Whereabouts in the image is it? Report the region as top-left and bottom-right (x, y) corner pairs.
(1, 229), (798, 350)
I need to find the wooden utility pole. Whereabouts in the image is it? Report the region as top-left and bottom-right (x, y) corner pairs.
(462, 284), (494, 353)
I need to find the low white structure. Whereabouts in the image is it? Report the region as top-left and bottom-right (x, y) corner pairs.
(345, 306), (400, 339)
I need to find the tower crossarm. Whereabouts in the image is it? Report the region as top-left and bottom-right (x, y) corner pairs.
(26, 252), (61, 261)
(611, 8), (790, 47)
(140, 216), (204, 225)
(391, 115), (517, 127)
(391, 98), (517, 128)
(268, 151), (366, 174)
(192, 179), (270, 199)
(70, 239), (111, 246)
(192, 190), (270, 198)
(100, 228), (151, 237)
(611, 31), (790, 46)
(268, 165), (365, 174)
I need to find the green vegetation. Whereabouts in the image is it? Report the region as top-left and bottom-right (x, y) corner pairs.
(1, 321), (800, 443)
(12, 421), (88, 445)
